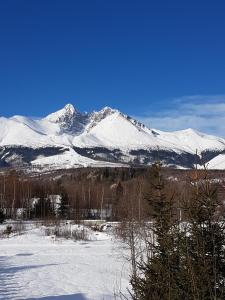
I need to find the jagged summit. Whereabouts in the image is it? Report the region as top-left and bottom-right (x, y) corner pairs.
(63, 103), (77, 115)
(64, 103), (76, 110)
(45, 103), (87, 133)
(46, 104), (120, 134)
(99, 106), (117, 114)
(46, 103), (77, 122)
(87, 106), (118, 130)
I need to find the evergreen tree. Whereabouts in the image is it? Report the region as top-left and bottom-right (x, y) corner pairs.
(132, 165), (225, 300)
(58, 191), (69, 219)
(132, 162), (182, 300)
(182, 172), (225, 299)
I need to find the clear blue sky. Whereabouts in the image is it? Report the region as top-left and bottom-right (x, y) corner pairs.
(1, 0), (225, 135)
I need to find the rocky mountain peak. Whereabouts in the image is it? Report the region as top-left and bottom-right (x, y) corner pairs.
(46, 104), (87, 133)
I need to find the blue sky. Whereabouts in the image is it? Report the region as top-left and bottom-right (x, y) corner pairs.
(1, 0), (225, 135)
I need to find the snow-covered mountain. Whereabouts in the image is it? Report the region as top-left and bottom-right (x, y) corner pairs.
(0, 104), (225, 170)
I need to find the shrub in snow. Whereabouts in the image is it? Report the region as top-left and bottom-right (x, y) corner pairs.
(0, 210), (5, 224)
(4, 225), (12, 237)
(13, 221), (26, 235)
(44, 224), (91, 241)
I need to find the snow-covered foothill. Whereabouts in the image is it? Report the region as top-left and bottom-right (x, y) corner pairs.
(205, 154), (225, 170)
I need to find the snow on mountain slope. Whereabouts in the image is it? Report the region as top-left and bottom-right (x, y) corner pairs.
(0, 114), (74, 148)
(73, 111), (182, 151)
(155, 128), (225, 154)
(1, 103), (225, 169)
(31, 147), (125, 169)
(1, 104), (225, 154)
(74, 111), (153, 148)
(0, 117), (55, 147)
(206, 154), (225, 170)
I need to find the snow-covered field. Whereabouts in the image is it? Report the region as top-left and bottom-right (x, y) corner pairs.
(0, 222), (130, 300)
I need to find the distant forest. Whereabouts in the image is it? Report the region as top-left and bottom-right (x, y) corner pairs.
(0, 167), (225, 221)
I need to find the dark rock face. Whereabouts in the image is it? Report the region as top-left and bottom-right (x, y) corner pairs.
(73, 147), (123, 163)
(60, 112), (89, 134)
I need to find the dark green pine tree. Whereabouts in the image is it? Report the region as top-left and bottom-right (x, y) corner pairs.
(182, 172), (225, 299)
(131, 162), (183, 300)
(58, 191), (69, 219)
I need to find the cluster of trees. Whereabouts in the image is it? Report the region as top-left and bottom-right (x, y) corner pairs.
(0, 167), (143, 220)
(0, 166), (224, 220)
(117, 163), (225, 299)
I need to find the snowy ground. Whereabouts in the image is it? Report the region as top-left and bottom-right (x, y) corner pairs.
(0, 222), (130, 300)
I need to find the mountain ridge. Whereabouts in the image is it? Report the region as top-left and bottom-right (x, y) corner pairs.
(0, 104), (225, 170)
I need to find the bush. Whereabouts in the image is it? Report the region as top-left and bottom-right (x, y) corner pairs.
(44, 224), (91, 241)
(0, 210), (5, 224)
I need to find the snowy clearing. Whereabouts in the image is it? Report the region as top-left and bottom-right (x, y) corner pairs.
(0, 222), (130, 300)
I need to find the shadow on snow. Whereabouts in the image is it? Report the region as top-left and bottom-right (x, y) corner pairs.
(26, 294), (88, 300)
(0, 256), (60, 299)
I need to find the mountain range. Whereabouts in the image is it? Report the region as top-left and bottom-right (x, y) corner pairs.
(0, 103), (225, 170)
